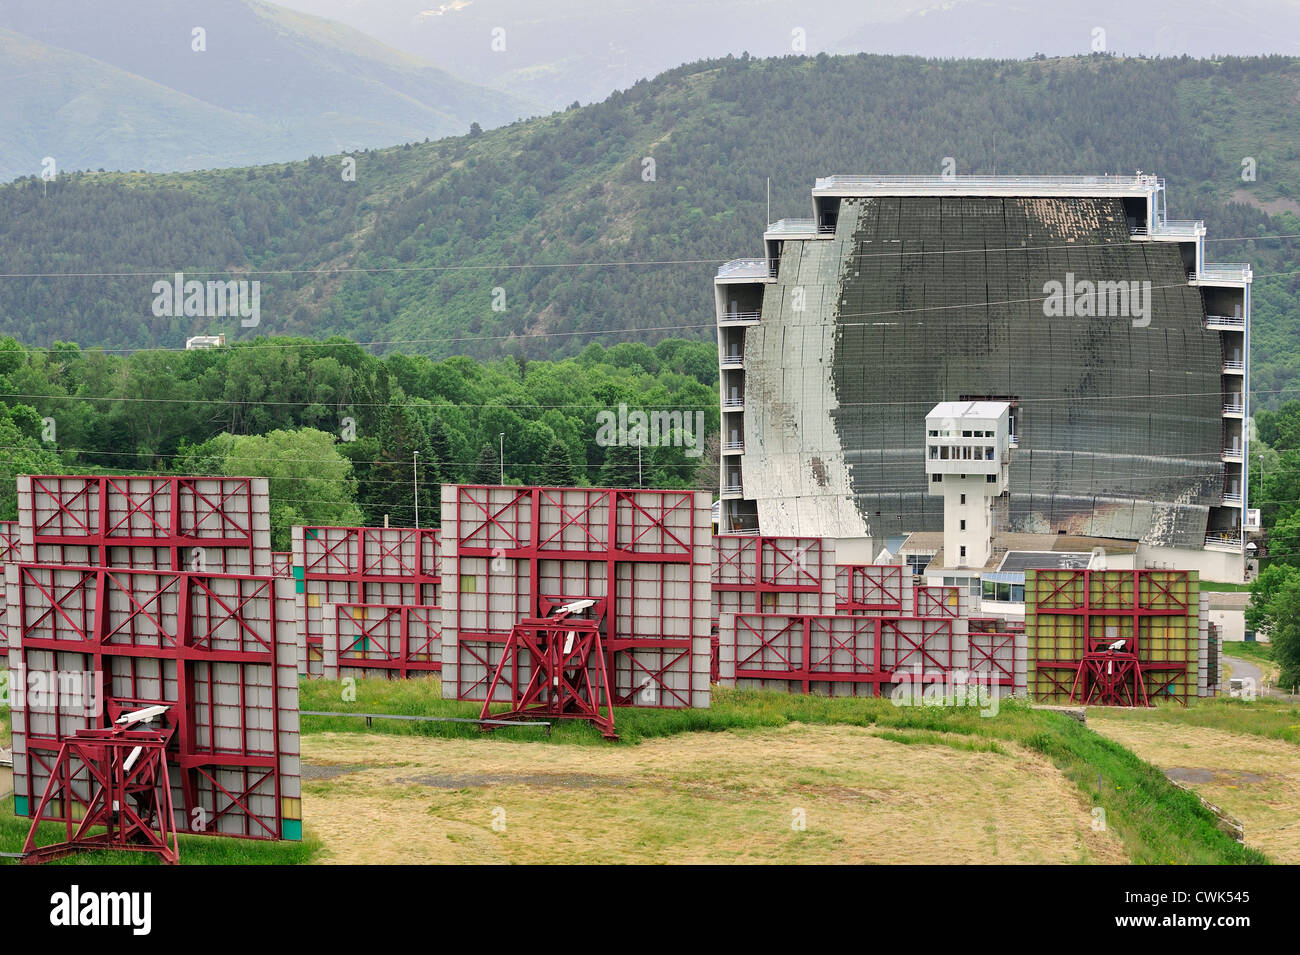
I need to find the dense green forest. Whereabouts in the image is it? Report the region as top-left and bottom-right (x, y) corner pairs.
(1246, 401), (1300, 686)
(2, 53), (1300, 406)
(0, 336), (719, 545)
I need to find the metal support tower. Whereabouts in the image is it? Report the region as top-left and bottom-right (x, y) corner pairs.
(479, 601), (618, 739)
(22, 706), (180, 865)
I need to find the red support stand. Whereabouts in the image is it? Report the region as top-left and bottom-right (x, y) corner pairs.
(1071, 651), (1149, 707)
(22, 718), (180, 865)
(480, 613), (618, 740)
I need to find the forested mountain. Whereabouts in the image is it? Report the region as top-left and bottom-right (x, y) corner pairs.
(0, 0), (533, 183)
(2, 53), (1299, 404)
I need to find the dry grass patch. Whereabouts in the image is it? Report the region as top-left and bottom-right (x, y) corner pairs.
(302, 723), (1125, 865)
(1090, 715), (1300, 864)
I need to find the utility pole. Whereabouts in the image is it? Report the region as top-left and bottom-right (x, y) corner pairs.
(413, 451), (419, 528)
(499, 432), (505, 485)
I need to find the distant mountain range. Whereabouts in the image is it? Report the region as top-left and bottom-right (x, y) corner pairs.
(275, 0), (1300, 113)
(0, 0), (537, 183)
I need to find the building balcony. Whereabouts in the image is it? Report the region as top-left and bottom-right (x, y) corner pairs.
(722, 440), (744, 454)
(1191, 264), (1252, 284)
(1223, 401), (1245, 416)
(1222, 490), (1243, 505)
(1206, 313), (1246, 329)
(1205, 533), (1243, 551)
(1222, 360), (1245, 374)
(716, 258), (776, 283)
(722, 397), (745, 410)
(764, 218), (820, 239)
(1132, 218), (1204, 240)
(1222, 448), (1244, 462)
(718, 310), (761, 326)
(720, 353), (744, 368)
(721, 483), (744, 498)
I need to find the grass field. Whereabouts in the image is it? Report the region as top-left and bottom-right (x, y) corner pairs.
(1090, 713), (1300, 864)
(296, 678), (1265, 865)
(0, 672), (1279, 865)
(1224, 642), (1275, 665)
(301, 723), (1126, 864)
(0, 808), (322, 865)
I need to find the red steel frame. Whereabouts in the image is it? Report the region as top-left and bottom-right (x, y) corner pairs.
(968, 628), (1017, 687)
(23, 718), (180, 865)
(330, 603), (441, 678)
(914, 585), (961, 619)
(836, 564), (906, 613)
(11, 563), (298, 840)
(1031, 569), (1194, 707)
(730, 613), (954, 696)
(0, 519), (14, 651)
(297, 526), (440, 670)
(271, 551), (293, 578)
(713, 535), (828, 613)
(451, 486), (704, 708)
(23, 475), (262, 572)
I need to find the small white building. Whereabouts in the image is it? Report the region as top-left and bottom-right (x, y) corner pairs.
(185, 335), (226, 350)
(925, 401), (1011, 570)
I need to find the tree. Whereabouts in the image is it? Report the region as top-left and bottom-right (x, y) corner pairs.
(202, 428), (363, 549)
(0, 404), (62, 519)
(1246, 563), (1297, 634)
(538, 439), (576, 486)
(358, 402), (437, 527)
(472, 445), (499, 484)
(1260, 571), (1300, 689)
(597, 442), (641, 487)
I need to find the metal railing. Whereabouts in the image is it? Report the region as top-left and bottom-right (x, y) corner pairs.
(722, 440), (745, 451)
(719, 310), (761, 324)
(1222, 360), (1245, 372)
(722, 397), (744, 408)
(1193, 264), (1252, 282)
(1133, 218), (1203, 238)
(1222, 448), (1244, 459)
(301, 710), (551, 735)
(1205, 534), (1243, 549)
(720, 354), (744, 367)
(1206, 314), (1246, 328)
(1222, 492), (1243, 505)
(721, 484), (743, 496)
(1223, 402), (1244, 415)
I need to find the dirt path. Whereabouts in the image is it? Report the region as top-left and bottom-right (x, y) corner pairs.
(1089, 716), (1299, 864)
(300, 724), (1126, 865)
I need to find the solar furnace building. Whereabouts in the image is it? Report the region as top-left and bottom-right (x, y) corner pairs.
(716, 175), (1251, 581)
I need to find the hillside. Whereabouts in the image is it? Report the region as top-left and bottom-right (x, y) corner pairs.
(2, 53), (1300, 404)
(0, 0), (534, 183)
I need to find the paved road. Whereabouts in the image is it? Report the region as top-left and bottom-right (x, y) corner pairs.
(1223, 654), (1295, 701)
